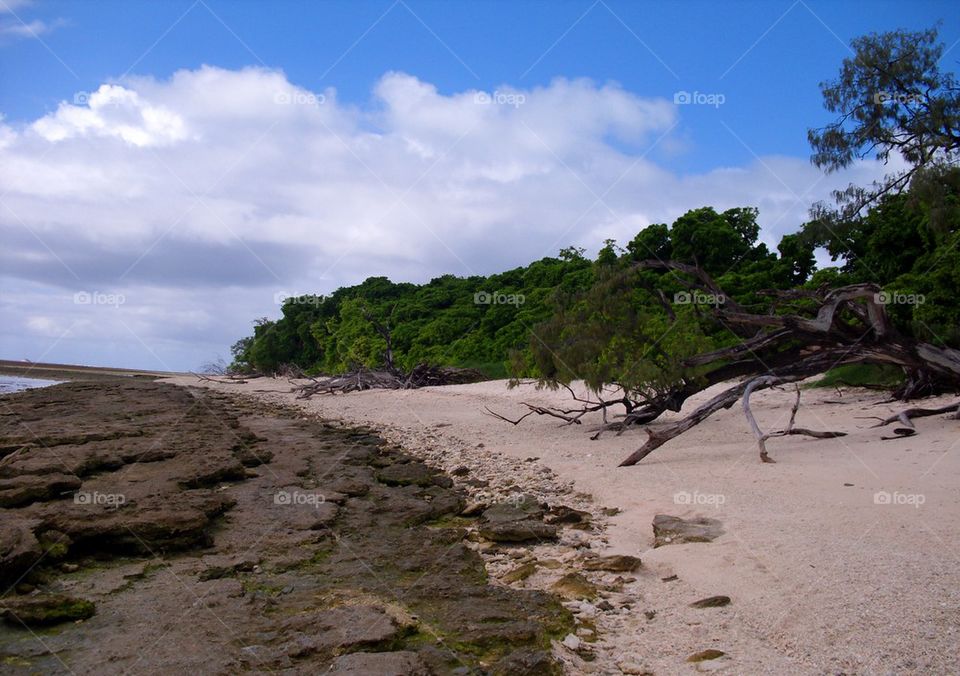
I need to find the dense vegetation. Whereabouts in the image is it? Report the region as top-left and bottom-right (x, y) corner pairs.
(233, 24), (959, 397)
(232, 173), (959, 381)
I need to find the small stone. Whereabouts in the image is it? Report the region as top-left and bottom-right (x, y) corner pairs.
(690, 595), (731, 608)
(501, 562), (537, 584)
(582, 554), (642, 572)
(644, 609), (656, 620)
(60, 563), (80, 573)
(616, 660), (652, 675)
(451, 466), (470, 476)
(551, 573), (598, 600)
(561, 633), (581, 651)
(653, 514), (724, 547)
(596, 600), (614, 611)
(460, 501), (488, 517)
(686, 649), (726, 662)
(661, 574), (679, 582)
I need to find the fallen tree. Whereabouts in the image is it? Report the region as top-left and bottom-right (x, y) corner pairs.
(491, 261), (960, 465)
(295, 363), (485, 398)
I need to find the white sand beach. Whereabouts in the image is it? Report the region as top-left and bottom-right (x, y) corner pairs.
(168, 375), (960, 674)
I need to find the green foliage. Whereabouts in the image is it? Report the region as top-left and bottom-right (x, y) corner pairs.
(808, 24), (959, 221)
(808, 364), (905, 390)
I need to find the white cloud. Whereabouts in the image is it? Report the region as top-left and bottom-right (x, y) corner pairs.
(0, 66), (890, 369)
(0, 16), (63, 41)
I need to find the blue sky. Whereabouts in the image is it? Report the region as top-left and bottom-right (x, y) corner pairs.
(6, 0), (956, 170)
(0, 0), (957, 370)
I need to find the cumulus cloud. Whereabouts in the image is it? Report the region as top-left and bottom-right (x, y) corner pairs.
(0, 66), (888, 370)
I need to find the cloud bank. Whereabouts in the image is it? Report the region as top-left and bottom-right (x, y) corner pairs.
(0, 66), (887, 370)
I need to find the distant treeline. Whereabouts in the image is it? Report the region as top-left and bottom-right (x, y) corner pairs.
(232, 169), (960, 380)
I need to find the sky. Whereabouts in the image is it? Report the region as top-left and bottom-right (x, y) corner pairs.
(0, 0), (957, 371)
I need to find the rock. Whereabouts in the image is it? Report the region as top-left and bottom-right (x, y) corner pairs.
(616, 659), (653, 674)
(451, 465), (470, 476)
(0, 473), (82, 507)
(545, 505), (591, 525)
(328, 478), (369, 496)
(690, 595), (731, 608)
(375, 462), (441, 488)
(501, 562), (537, 583)
(601, 507), (621, 516)
(283, 605), (406, 658)
(561, 633), (581, 650)
(491, 649), (555, 675)
(687, 649), (726, 662)
(0, 594), (95, 626)
(284, 501), (340, 531)
(551, 573), (598, 600)
(327, 650), (429, 675)
(582, 554), (642, 572)
(596, 600), (614, 611)
(460, 501), (488, 517)
(0, 521), (42, 586)
(479, 520), (558, 543)
(198, 554), (260, 581)
(652, 514), (724, 547)
(644, 610), (656, 620)
(481, 497), (543, 523)
(60, 562), (80, 573)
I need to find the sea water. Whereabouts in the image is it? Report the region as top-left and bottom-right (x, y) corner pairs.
(0, 375), (61, 395)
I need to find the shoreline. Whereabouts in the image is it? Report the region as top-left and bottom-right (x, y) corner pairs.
(167, 374), (960, 674)
(1, 379), (583, 673)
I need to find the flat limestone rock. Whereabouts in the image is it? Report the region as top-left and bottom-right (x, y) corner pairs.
(582, 554), (642, 572)
(652, 514), (723, 547)
(479, 520), (558, 543)
(0, 521), (42, 585)
(375, 461), (439, 488)
(0, 473), (82, 508)
(284, 605), (405, 657)
(550, 572), (598, 600)
(327, 650), (430, 675)
(0, 594), (95, 626)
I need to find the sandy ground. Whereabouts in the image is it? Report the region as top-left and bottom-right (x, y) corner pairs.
(166, 375), (960, 675)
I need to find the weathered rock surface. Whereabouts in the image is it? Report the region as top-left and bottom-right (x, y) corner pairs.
(0, 380), (571, 674)
(0, 594), (95, 626)
(327, 650), (430, 675)
(480, 520), (558, 543)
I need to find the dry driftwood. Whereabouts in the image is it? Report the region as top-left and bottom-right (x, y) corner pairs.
(491, 261), (960, 465)
(741, 378), (846, 463)
(295, 364), (484, 398)
(864, 401), (960, 439)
